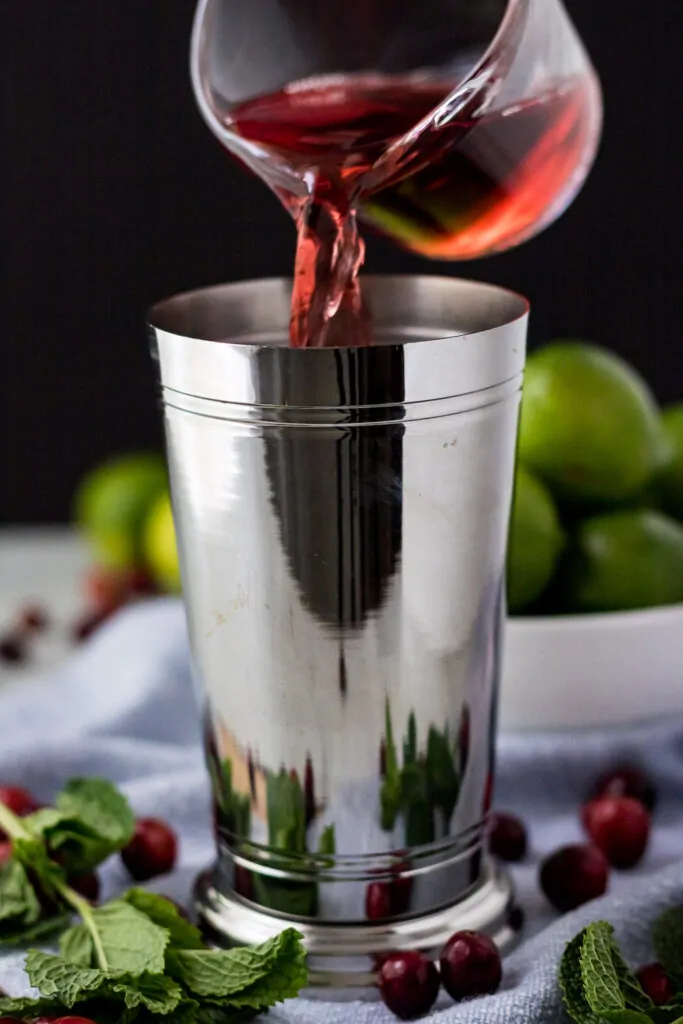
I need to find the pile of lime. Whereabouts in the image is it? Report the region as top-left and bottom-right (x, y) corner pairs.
(508, 340), (683, 615)
(75, 452), (180, 595)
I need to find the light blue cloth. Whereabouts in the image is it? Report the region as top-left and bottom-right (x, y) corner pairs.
(1, 599), (682, 1022)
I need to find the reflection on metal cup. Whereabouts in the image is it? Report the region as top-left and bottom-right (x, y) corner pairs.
(149, 275), (528, 988)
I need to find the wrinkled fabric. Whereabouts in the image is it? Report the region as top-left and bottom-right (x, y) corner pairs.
(1, 599), (681, 1022)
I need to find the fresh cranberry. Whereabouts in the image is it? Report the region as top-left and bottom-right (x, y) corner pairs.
(366, 880), (394, 920)
(540, 844), (609, 913)
(0, 635), (25, 664)
(121, 818), (178, 881)
(488, 812), (527, 862)
(636, 963), (674, 1005)
(51, 1018), (99, 1024)
(0, 785), (39, 841)
(439, 930), (502, 1001)
(591, 766), (656, 813)
(581, 796), (650, 869)
(19, 603), (49, 632)
(68, 872), (100, 902)
(0, 842), (11, 865)
(0, 785), (38, 817)
(378, 951), (440, 1020)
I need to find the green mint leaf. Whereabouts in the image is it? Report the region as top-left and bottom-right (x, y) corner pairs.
(0, 994), (64, 1018)
(559, 929), (605, 1024)
(122, 889), (204, 951)
(46, 821), (120, 875)
(601, 1014), (656, 1024)
(29, 777), (137, 872)
(266, 770), (306, 855)
(581, 922), (631, 1014)
(23, 807), (71, 833)
(60, 922), (95, 965)
(24, 808), (112, 873)
(105, 971), (184, 1013)
(0, 858), (42, 925)
(56, 777), (135, 847)
(25, 950), (183, 1017)
(12, 837), (66, 898)
(653, 907), (683, 989)
(88, 901), (170, 974)
(316, 825), (336, 857)
(25, 949), (106, 1007)
(169, 927), (307, 1007)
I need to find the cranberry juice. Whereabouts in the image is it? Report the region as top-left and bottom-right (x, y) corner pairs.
(230, 74), (600, 345)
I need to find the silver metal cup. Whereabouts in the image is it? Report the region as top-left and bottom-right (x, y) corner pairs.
(149, 275), (528, 988)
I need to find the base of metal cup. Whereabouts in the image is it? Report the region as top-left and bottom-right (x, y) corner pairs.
(194, 862), (519, 990)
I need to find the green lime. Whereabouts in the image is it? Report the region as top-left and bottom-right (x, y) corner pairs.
(562, 508), (683, 613)
(518, 341), (663, 503)
(75, 453), (168, 569)
(657, 404), (683, 521)
(507, 466), (565, 613)
(143, 492), (181, 593)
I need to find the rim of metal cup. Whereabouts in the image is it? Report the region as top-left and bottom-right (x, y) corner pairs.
(148, 274), (528, 347)
(148, 275), (528, 413)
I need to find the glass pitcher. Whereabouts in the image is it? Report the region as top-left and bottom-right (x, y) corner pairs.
(190, 0), (602, 261)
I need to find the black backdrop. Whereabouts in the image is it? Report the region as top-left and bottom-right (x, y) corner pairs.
(2, 0), (682, 522)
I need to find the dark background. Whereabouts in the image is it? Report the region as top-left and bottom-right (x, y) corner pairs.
(2, 1), (682, 522)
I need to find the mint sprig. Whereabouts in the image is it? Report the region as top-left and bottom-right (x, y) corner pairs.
(0, 782), (308, 1022)
(23, 776), (135, 874)
(560, 915), (683, 1024)
(0, 906), (306, 1024)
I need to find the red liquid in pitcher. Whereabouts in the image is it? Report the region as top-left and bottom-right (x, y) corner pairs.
(231, 74), (600, 346)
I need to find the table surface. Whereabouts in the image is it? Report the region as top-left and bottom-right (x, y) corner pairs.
(0, 527), (91, 688)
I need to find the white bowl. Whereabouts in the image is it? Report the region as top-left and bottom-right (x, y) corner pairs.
(499, 603), (683, 731)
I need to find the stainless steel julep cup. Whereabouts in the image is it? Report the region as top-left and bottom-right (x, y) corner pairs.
(149, 275), (528, 988)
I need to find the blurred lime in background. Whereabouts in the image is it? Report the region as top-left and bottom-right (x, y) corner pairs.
(75, 453), (168, 570)
(518, 341), (663, 504)
(143, 492), (181, 593)
(511, 340), (683, 615)
(507, 467), (565, 613)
